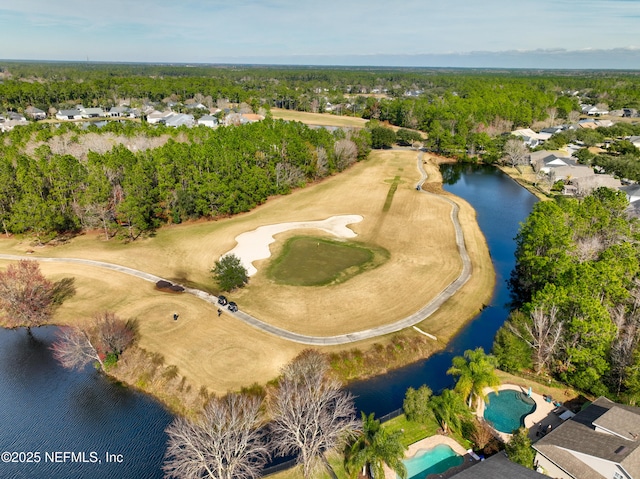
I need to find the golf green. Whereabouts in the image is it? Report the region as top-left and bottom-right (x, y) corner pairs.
(268, 236), (387, 286)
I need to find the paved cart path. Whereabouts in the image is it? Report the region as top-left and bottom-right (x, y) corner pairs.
(0, 153), (472, 345)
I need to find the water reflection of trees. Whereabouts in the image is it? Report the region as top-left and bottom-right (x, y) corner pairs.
(440, 164), (462, 185)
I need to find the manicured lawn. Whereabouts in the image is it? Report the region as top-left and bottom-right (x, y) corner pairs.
(383, 414), (440, 447)
(268, 236), (387, 286)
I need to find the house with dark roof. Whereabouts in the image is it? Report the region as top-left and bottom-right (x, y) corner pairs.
(529, 150), (577, 173)
(449, 452), (547, 479)
(55, 109), (83, 120)
(533, 396), (640, 479)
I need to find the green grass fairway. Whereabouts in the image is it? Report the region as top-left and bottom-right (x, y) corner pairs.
(268, 236), (388, 286)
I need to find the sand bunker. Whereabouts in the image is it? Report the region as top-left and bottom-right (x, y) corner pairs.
(223, 215), (363, 276)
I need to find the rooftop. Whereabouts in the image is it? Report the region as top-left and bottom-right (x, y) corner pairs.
(534, 397), (640, 478)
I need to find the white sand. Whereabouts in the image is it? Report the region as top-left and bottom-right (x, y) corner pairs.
(222, 215), (364, 276)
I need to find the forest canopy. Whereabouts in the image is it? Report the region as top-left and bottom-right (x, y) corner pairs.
(495, 188), (640, 403)
(0, 119), (369, 241)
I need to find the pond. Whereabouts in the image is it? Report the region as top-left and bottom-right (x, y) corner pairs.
(0, 164), (537, 477)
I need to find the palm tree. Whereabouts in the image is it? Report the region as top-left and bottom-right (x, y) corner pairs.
(344, 412), (407, 479)
(429, 389), (469, 435)
(447, 347), (500, 409)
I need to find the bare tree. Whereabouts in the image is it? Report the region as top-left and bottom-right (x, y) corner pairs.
(535, 169), (556, 192)
(546, 107), (558, 127)
(275, 162), (305, 189)
(238, 102), (253, 114)
(315, 146), (329, 178)
(268, 350), (360, 479)
(610, 305), (640, 394)
(508, 305), (564, 374)
(503, 139), (530, 169)
(470, 419), (495, 452)
(51, 311), (135, 372)
(310, 98), (320, 114)
(573, 234), (606, 262)
(93, 311), (136, 354)
(568, 110), (581, 123)
(0, 260), (54, 330)
(334, 139), (358, 171)
(51, 326), (105, 371)
(163, 393), (269, 479)
(573, 176), (598, 198)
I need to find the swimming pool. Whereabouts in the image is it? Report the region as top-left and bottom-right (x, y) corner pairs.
(400, 444), (464, 479)
(484, 389), (536, 434)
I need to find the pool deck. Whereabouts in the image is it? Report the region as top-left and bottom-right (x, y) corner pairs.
(478, 384), (559, 443)
(383, 435), (477, 479)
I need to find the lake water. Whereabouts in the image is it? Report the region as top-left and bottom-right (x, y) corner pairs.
(0, 164), (537, 477)
(0, 327), (172, 478)
(347, 164), (538, 415)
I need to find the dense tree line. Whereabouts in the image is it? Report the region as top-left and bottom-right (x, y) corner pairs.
(3, 62), (640, 165)
(494, 188), (640, 403)
(0, 119), (370, 241)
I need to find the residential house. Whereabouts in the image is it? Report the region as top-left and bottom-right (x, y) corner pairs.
(0, 114), (28, 132)
(7, 112), (26, 122)
(512, 128), (551, 147)
(529, 151), (575, 173)
(164, 113), (194, 128)
(540, 126), (565, 136)
(241, 113), (264, 123)
(582, 104), (610, 116)
(533, 396), (640, 478)
(570, 174), (621, 196)
(578, 118), (614, 129)
(629, 136), (640, 150)
(108, 106), (133, 117)
(621, 184), (640, 204)
(146, 110), (174, 124)
(25, 106), (46, 120)
(197, 115), (218, 128)
(55, 109), (83, 121)
(449, 452), (546, 479)
(223, 113), (264, 126)
(549, 164), (596, 182)
(184, 102), (208, 110)
(79, 107), (105, 118)
(623, 108), (638, 118)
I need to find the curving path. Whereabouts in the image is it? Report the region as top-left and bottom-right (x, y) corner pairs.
(0, 153), (472, 345)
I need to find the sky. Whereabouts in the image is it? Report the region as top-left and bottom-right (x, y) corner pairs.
(1, 0), (639, 69)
